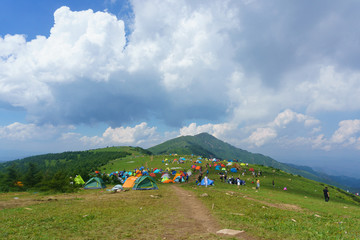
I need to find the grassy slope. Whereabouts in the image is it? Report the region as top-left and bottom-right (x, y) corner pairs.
(1, 153), (359, 239)
(148, 133), (355, 192)
(102, 153), (360, 239)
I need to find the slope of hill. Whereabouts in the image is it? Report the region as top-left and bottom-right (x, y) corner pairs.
(0, 146), (151, 177)
(148, 133), (358, 192)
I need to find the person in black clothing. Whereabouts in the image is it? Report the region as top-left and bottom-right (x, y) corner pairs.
(198, 173), (203, 184)
(323, 187), (330, 202)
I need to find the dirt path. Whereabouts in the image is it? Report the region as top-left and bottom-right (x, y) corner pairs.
(170, 185), (258, 240)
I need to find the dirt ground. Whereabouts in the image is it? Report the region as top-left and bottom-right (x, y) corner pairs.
(169, 185), (259, 240)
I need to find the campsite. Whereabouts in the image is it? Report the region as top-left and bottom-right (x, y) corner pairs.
(1, 150), (360, 240)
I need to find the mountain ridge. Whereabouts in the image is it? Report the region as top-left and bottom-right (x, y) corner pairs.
(148, 132), (360, 192)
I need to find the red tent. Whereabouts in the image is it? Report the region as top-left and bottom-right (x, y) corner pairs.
(249, 168), (255, 172)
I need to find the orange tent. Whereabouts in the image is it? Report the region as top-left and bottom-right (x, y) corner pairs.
(162, 179), (174, 183)
(195, 166), (201, 171)
(123, 176), (138, 188)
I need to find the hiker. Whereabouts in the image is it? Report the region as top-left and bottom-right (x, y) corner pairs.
(256, 179), (260, 189)
(237, 178), (240, 186)
(198, 174), (203, 184)
(272, 179), (275, 188)
(204, 175), (208, 187)
(323, 187), (330, 202)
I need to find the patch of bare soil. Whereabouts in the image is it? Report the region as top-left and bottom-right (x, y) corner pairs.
(170, 185), (259, 240)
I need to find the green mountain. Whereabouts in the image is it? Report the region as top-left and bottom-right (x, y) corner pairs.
(148, 132), (358, 191)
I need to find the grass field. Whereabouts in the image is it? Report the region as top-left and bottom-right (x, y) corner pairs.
(1, 154), (359, 239)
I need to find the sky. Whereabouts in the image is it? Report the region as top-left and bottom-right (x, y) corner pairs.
(1, 0), (360, 178)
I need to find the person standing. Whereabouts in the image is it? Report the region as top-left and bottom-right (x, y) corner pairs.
(323, 187), (330, 202)
(256, 179), (260, 189)
(198, 173), (203, 184)
(204, 175), (208, 187)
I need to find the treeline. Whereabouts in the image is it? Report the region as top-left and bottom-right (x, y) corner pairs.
(0, 150), (131, 192)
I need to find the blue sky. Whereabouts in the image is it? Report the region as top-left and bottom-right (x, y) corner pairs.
(1, 0), (360, 178)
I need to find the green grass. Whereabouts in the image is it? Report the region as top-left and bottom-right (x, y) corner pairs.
(1, 154), (360, 239)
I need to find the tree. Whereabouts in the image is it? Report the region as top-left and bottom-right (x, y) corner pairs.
(24, 163), (41, 188)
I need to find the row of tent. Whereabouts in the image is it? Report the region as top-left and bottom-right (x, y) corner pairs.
(83, 176), (158, 190)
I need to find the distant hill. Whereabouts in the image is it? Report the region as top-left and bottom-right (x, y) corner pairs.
(0, 146), (151, 177)
(148, 133), (359, 192)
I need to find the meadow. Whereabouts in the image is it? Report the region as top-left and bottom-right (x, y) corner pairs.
(1, 154), (359, 239)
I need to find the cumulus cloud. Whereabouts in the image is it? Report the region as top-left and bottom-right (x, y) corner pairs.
(331, 120), (360, 144)
(0, 122), (69, 141)
(1, 0), (360, 162)
(245, 109), (320, 147)
(179, 122), (236, 140)
(247, 127), (277, 147)
(78, 122), (159, 148)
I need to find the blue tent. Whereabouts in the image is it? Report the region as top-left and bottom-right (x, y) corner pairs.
(230, 168), (237, 173)
(215, 166), (221, 170)
(198, 178), (214, 186)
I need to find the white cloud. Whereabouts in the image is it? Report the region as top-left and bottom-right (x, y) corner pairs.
(295, 65), (360, 113)
(247, 127), (277, 147)
(0, 122), (67, 141)
(244, 109), (320, 147)
(331, 119), (360, 144)
(272, 109), (320, 128)
(179, 122), (236, 139)
(78, 122), (159, 148)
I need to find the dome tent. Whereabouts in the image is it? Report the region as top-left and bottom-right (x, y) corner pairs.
(84, 177), (106, 189)
(133, 176), (158, 190)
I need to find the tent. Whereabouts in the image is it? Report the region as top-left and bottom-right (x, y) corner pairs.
(198, 178), (215, 186)
(230, 168), (237, 173)
(74, 175), (85, 185)
(161, 173), (170, 179)
(84, 177), (106, 189)
(111, 184), (123, 191)
(161, 176), (174, 183)
(173, 173), (185, 183)
(249, 168), (255, 172)
(215, 166), (221, 170)
(123, 176), (138, 188)
(133, 176), (158, 190)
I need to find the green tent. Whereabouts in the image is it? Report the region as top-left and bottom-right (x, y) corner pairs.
(84, 177), (106, 189)
(74, 175), (85, 185)
(133, 176), (158, 190)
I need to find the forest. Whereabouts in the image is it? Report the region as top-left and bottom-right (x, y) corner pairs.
(0, 149), (133, 192)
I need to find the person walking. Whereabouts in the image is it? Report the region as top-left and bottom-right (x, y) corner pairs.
(256, 179), (260, 189)
(204, 175), (208, 187)
(323, 187), (330, 202)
